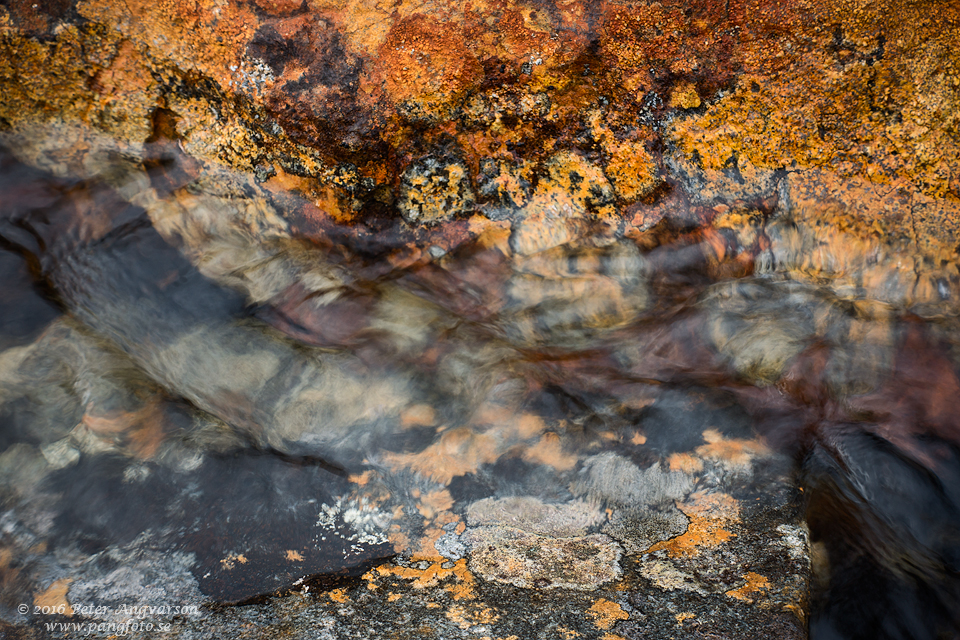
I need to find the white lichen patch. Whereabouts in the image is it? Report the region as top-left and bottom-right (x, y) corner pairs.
(776, 524), (811, 562)
(315, 497), (392, 553)
(462, 526), (622, 590)
(639, 559), (708, 594)
(572, 453), (694, 507)
(227, 57), (275, 98)
(465, 497), (604, 538)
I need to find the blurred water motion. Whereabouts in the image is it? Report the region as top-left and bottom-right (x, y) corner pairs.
(1, 143), (960, 638)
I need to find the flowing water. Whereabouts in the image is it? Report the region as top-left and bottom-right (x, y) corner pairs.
(1, 139), (960, 639)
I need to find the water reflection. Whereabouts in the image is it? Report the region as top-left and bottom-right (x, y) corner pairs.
(1, 142), (959, 638)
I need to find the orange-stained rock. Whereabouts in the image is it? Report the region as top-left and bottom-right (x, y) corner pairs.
(3, 1), (960, 639)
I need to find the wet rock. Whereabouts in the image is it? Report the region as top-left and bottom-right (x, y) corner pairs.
(465, 497), (604, 537)
(397, 156), (476, 226)
(572, 453), (693, 507)
(603, 505), (689, 555)
(6, 0), (960, 637)
(461, 527), (623, 590)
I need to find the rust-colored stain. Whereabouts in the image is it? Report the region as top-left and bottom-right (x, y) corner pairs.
(586, 598), (629, 630)
(725, 572), (771, 603)
(33, 579), (73, 616)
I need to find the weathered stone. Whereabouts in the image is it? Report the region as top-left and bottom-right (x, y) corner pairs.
(397, 156), (476, 225)
(462, 527), (623, 591)
(3, 0), (960, 637)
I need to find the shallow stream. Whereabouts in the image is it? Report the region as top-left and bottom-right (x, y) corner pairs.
(1, 141), (959, 639)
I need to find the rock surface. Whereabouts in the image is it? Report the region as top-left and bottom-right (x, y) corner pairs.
(1, 0), (960, 638)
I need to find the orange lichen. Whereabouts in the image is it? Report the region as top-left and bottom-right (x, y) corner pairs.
(522, 432), (578, 471)
(669, 0), (960, 250)
(725, 572), (771, 603)
(647, 492), (739, 557)
(604, 141), (661, 203)
(33, 579), (73, 615)
(412, 516), (461, 562)
(220, 553), (248, 570)
(401, 404), (437, 428)
(538, 151), (615, 217)
(328, 588), (350, 604)
(675, 612), (696, 626)
(586, 111), (660, 203)
(667, 452), (704, 474)
(669, 82), (701, 110)
(417, 490), (455, 520)
(383, 410), (553, 484)
(586, 598), (629, 630)
(382, 428), (500, 484)
(348, 470), (372, 486)
(285, 550), (304, 562)
(366, 558), (476, 601)
(513, 413), (549, 439)
(77, 0), (259, 92)
(376, 15), (483, 120)
(695, 429), (768, 470)
(446, 604), (500, 630)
